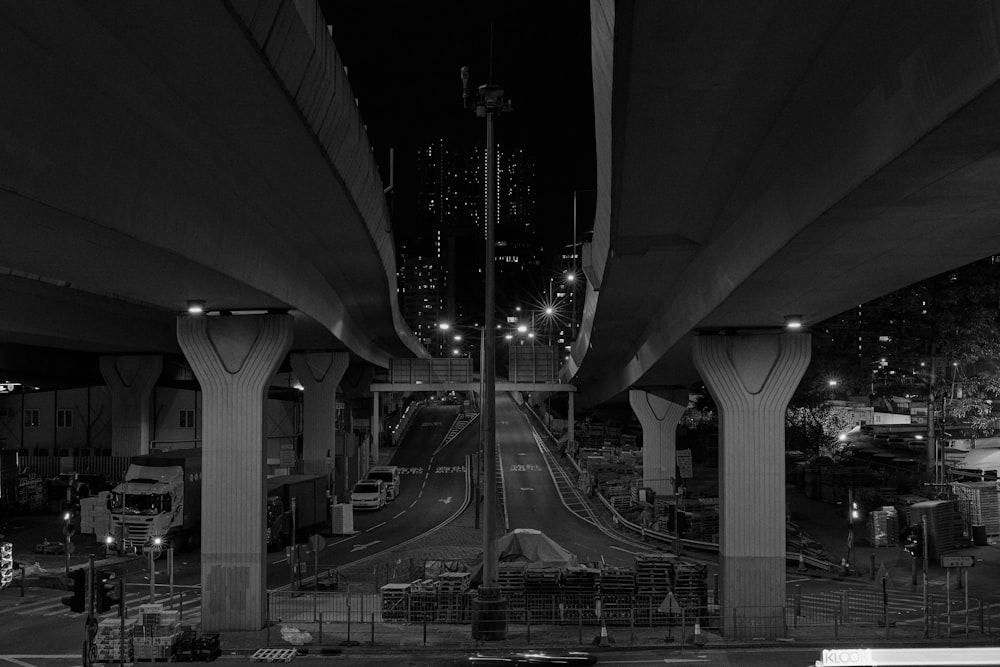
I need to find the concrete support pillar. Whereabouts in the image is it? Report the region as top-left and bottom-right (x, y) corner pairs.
(177, 314), (293, 632)
(693, 332), (810, 639)
(629, 388), (687, 496)
(567, 391), (575, 444)
(289, 351), (348, 486)
(99, 354), (163, 457)
(371, 391), (380, 468)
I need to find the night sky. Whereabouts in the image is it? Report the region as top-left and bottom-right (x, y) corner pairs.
(319, 1), (597, 255)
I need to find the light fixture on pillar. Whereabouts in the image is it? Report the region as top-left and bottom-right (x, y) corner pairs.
(784, 314), (803, 330)
(187, 300), (206, 315)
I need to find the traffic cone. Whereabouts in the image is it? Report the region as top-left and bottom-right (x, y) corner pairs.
(593, 619), (614, 646)
(693, 621), (705, 647)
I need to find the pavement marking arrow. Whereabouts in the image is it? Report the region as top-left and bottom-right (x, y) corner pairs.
(350, 541), (381, 552)
(439, 496), (453, 504)
(520, 488), (535, 491)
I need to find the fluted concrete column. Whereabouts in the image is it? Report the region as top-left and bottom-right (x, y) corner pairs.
(177, 314), (293, 632)
(629, 388), (687, 496)
(99, 355), (163, 457)
(371, 391), (380, 466)
(567, 391), (575, 444)
(693, 332), (810, 638)
(290, 351), (348, 485)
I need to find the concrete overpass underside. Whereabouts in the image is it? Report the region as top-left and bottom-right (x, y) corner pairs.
(0, 1), (427, 631)
(572, 1), (1000, 638)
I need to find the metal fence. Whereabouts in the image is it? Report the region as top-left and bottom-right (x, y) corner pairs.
(264, 588), (997, 647)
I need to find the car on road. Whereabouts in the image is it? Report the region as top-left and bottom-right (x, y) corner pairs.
(468, 651), (596, 665)
(350, 479), (386, 510)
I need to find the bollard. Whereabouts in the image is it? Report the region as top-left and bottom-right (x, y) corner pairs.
(794, 585), (801, 626)
(578, 612), (583, 644)
(870, 553), (876, 580)
(527, 610), (531, 643)
(798, 551), (806, 573)
(423, 618), (427, 646)
(318, 612), (323, 645)
(371, 612), (375, 645)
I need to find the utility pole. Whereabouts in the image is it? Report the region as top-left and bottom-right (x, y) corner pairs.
(463, 64), (510, 640)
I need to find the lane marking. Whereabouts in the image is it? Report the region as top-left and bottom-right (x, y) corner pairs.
(365, 522), (386, 532)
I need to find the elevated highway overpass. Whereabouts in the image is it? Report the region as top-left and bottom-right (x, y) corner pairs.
(568, 0), (1000, 637)
(0, 0), (425, 632)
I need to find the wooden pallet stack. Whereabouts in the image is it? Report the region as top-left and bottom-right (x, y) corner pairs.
(634, 553), (674, 626)
(435, 572), (471, 623)
(379, 582), (411, 621)
(522, 569), (562, 623)
(952, 481), (1000, 536)
(671, 562), (708, 614)
(598, 566), (635, 624)
(561, 567), (599, 622)
(497, 562), (526, 613)
(408, 579), (437, 622)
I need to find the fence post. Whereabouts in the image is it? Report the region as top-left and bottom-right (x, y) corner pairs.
(527, 608), (531, 643)
(313, 590), (318, 622)
(318, 611), (323, 645)
(578, 611), (582, 644)
(266, 592), (271, 647)
(371, 612), (375, 645)
(794, 585), (801, 627)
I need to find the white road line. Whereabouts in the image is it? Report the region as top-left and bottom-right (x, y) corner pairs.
(366, 522), (386, 532)
(393, 510), (406, 519)
(409, 500), (418, 508)
(608, 545), (645, 556)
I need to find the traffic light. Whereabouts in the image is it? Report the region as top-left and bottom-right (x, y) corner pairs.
(61, 569), (85, 613)
(903, 525), (924, 559)
(94, 570), (120, 614)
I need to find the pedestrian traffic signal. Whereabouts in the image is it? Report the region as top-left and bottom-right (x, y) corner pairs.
(61, 569), (85, 613)
(94, 570), (120, 614)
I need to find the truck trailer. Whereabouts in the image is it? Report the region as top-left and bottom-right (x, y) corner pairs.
(266, 474), (328, 551)
(108, 448), (202, 554)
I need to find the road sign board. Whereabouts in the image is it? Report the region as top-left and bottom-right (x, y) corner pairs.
(940, 555), (975, 568)
(308, 534), (326, 553)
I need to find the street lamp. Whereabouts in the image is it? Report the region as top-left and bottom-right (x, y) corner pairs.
(464, 65), (510, 637)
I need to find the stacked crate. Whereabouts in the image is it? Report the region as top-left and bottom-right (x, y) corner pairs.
(952, 481), (1000, 536)
(867, 506), (900, 547)
(408, 579), (437, 621)
(561, 567), (599, 621)
(497, 562), (526, 614)
(379, 583), (411, 621)
(133, 604), (181, 661)
(671, 563), (708, 614)
(93, 618), (136, 663)
(634, 553), (674, 626)
(435, 572), (471, 622)
(909, 500), (964, 562)
(523, 569), (561, 622)
(599, 566), (635, 624)
(79, 492), (112, 538)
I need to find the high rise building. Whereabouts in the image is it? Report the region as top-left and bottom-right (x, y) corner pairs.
(405, 138), (540, 350)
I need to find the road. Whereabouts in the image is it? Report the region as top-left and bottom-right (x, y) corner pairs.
(496, 396), (650, 569)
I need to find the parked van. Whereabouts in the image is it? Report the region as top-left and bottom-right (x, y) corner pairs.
(350, 479), (386, 510)
(365, 466), (400, 500)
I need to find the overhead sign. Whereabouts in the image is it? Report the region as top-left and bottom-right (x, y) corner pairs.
(940, 555), (975, 568)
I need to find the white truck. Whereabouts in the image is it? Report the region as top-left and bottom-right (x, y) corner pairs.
(107, 448), (202, 554)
